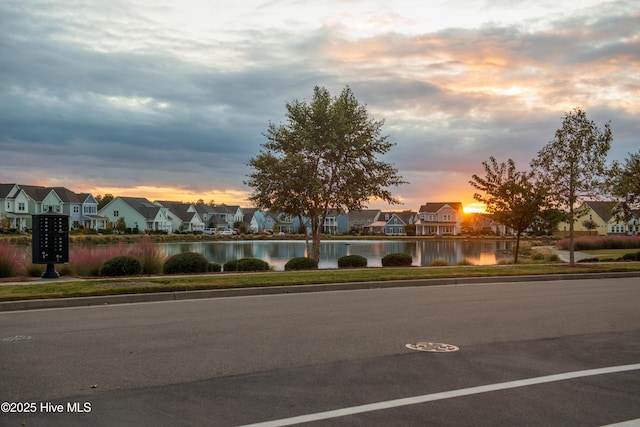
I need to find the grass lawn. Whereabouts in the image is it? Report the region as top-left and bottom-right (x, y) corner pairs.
(583, 249), (640, 259)
(1, 262), (639, 302)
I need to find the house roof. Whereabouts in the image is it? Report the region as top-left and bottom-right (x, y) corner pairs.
(194, 204), (215, 214)
(50, 187), (84, 203)
(419, 202), (463, 213)
(213, 204), (240, 214)
(584, 201), (617, 222)
(383, 211), (417, 223)
(0, 183), (19, 198)
(120, 197), (163, 220)
(155, 201), (197, 222)
(348, 209), (381, 221)
(16, 185), (51, 202)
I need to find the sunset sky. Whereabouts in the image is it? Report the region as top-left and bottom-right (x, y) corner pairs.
(1, 1), (638, 212)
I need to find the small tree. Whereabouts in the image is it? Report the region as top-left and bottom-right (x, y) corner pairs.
(470, 157), (546, 263)
(581, 219), (598, 234)
(531, 108), (612, 265)
(115, 217), (127, 234)
(96, 194), (114, 211)
(246, 86), (407, 261)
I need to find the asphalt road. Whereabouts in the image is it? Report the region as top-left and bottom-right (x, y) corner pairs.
(1, 277), (639, 426)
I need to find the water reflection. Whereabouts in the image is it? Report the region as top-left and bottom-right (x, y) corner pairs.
(157, 240), (514, 270)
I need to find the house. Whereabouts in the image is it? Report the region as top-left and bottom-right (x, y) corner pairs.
(560, 201), (634, 236)
(155, 201), (205, 233)
(462, 213), (514, 235)
(76, 193), (108, 231)
(415, 202), (464, 236)
(367, 211), (418, 235)
(0, 184), (106, 231)
(211, 205), (244, 230)
(320, 210), (349, 235)
(260, 210), (308, 234)
(347, 209), (381, 233)
(194, 204), (217, 228)
(99, 197), (172, 233)
(0, 183), (23, 230)
(242, 208), (265, 233)
(45, 187), (107, 231)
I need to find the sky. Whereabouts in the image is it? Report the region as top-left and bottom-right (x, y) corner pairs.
(1, 0), (638, 213)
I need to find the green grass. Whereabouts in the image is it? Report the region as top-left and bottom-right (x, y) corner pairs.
(583, 249), (637, 258)
(2, 262), (639, 302)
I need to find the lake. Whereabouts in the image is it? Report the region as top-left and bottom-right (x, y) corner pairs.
(157, 239), (516, 270)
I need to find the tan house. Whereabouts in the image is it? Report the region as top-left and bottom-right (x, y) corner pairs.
(559, 201), (631, 236)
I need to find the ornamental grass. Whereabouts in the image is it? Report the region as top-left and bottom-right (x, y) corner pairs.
(556, 236), (640, 251)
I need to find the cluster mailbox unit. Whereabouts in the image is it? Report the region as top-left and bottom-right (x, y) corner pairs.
(32, 208), (69, 278)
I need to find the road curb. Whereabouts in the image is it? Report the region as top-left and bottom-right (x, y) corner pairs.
(1, 271), (639, 312)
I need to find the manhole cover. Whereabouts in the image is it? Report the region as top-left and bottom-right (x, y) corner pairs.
(1, 335), (32, 343)
(406, 342), (459, 352)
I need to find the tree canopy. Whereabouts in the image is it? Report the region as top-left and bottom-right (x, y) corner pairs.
(246, 86), (406, 260)
(531, 108), (612, 264)
(470, 157), (546, 263)
(609, 149), (640, 222)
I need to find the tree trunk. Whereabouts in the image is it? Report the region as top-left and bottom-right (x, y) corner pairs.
(568, 202), (575, 266)
(514, 230), (521, 264)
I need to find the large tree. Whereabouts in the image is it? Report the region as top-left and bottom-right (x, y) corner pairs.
(246, 86), (406, 261)
(609, 149), (640, 223)
(531, 108), (612, 265)
(470, 157), (546, 263)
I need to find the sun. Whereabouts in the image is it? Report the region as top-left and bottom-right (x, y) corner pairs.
(463, 203), (487, 214)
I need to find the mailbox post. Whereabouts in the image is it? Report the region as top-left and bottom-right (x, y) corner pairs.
(32, 208), (69, 279)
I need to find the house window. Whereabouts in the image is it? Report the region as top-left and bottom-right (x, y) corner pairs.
(73, 206), (80, 214)
(443, 214), (452, 221)
(114, 210), (119, 217)
(18, 202), (25, 211)
(427, 214), (436, 221)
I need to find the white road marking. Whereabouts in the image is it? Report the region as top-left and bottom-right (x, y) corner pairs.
(241, 363), (640, 427)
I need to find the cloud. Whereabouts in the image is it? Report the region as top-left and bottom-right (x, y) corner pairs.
(0, 0), (638, 210)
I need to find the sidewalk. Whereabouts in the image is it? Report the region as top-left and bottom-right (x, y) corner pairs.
(547, 247), (594, 263)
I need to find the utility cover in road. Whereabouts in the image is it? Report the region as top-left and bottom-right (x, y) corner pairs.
(406, 342), (459, 352)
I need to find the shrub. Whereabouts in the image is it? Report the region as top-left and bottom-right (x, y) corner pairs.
(284, 257), (318, 271)
(456, 258), (474, 266)
(621, 251), (640, 261)
(164, 252), (210, 274)
(429, 258), (449, 267)
(530, 248), (561, 262)
(578, 257), (600, 263)
(337, 254), (367, 268)
(223, 258), (270, 272)
(208, 262), (222, 272)
(381, 252), (412, 267)
(100, 255), (143, 276)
